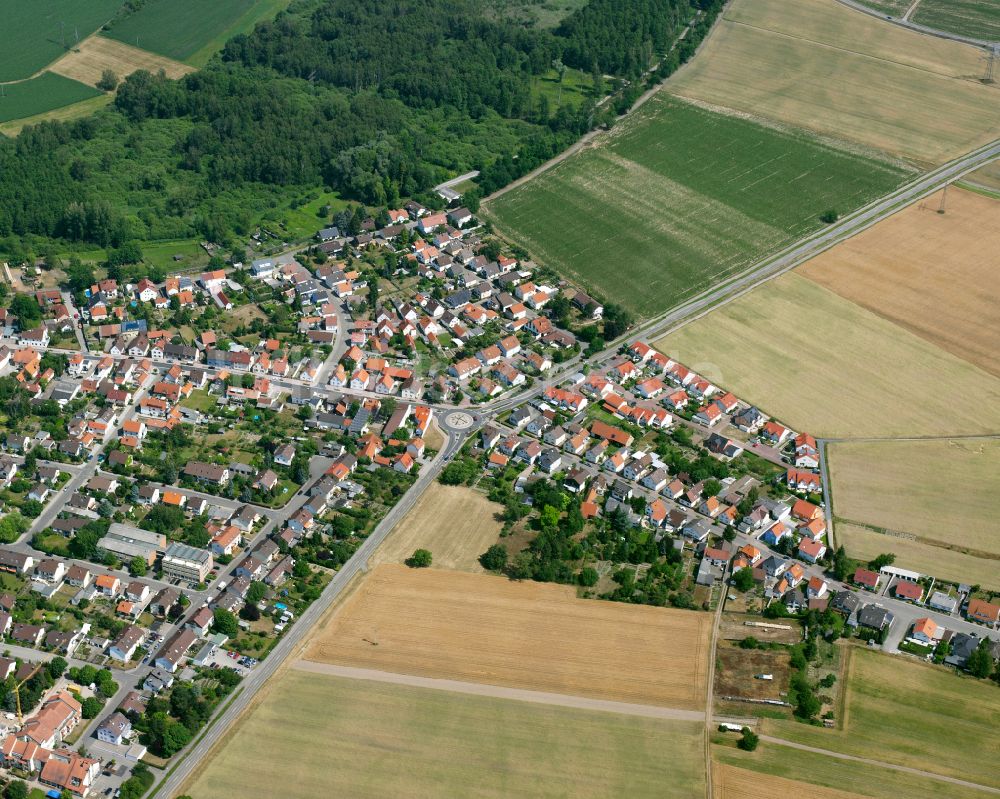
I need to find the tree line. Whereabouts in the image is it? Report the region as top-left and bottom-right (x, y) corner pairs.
(0, 0), (724, 253)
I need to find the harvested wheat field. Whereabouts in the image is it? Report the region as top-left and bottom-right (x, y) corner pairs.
(670, 0), (1000, 165)
(829, 439), (1000, 553)
(713, 762), (866, 799)
(50, 36), (192, 88)
(836, 523), (1000, 589)
(654, 273), (1000, 438)
(800, 188), (1000, 376)
(303, 564), (711, 709)
(187, 670), (707, 799)
(372, 483), (502, 572)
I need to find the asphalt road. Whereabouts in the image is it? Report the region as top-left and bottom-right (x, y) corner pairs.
(484, 140), (1000, 418)
(142, 138), (1000, 798)
(149, 426), (463, 799)
(13, 127), (994, 797)
(833, 0), (995, 48)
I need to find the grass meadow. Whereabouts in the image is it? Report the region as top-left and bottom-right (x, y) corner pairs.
(486, 94), (907, 317)
(186, 670), (706, 799)
(0, 0), (123, 81)
(713, 741), (995, 799)
(0, 73), (102, 125)
(913, 0), (1000, 41)
(670, 0), (1000, 165)
(372, 483), (503, 572)
(103, 0), (290, 64)
(0, 94), (111, 138)
(763, 648), (1000, 791)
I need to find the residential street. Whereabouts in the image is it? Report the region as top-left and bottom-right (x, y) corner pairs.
(149, 423), (464, 799)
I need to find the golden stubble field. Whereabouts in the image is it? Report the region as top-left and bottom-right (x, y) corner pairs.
(800, 188), (1000, 377)
(654, 272), (1000, 438)
(670, 0), (1000, 165)
(371, 483), (503, 572)
(837, 522), (1000, 589)
(303, 564), (711, 709)
(712, 763), (867, 799)
(829, 438), (1000, 552)
(49, 35), (192, 88)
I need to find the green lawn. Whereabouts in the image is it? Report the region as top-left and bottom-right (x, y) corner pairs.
(102, 0), (291, 63)
(485, 94), (910, 318)
(187, 670), (706, 798)
(0, 0), (124, 81)
(530, 66), (594, 111)
(912, 0), (1000, 40)
(140, 239), (211, 273)
(764, 648), (1000, 790)
(0, 72), (103, 124)
(278, 191), (350, 241)
(181, 389), (220, 414)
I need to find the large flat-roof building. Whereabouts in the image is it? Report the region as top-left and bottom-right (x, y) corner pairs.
(161, 543), (213, 584)
(98, 524), (165, 566)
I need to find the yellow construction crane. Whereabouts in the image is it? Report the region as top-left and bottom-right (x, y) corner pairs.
(14, 663), (42, 722)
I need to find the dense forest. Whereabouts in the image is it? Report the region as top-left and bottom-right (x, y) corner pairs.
(0, 0), (724, 256)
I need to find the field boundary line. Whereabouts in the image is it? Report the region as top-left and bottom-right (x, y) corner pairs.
(0, 6), (123, 86)
(757, 734), (1000, 795)
(822, 433), (1000, 443)
(481, 2), (728, 205)
(720, 16), (997, 84)
(290, 660), (708, 722)
(833, 0), (995, 49)
(703, 581), (727, 799)
(818, 439), (837, 549)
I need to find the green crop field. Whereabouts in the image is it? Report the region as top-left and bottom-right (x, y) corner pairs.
(186, 670), (706, 798)
(853, 0), (911, 15)
(913, 0), (1000, 41)
(485, 95), (909, 318)
(0, 0), (123, 82)
(102, 0), (291, 65)
(764, 648), (1000, 791)
(0, 73), (102, 125)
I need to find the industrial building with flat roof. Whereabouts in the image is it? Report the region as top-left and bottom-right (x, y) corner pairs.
(98, 524), (166, 566)
(161, 543), (213, 584)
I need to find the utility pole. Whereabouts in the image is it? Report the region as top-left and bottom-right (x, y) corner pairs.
(983, 45), (997, 83)
(937, 183), (948, 214)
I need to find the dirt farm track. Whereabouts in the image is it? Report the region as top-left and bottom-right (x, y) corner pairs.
(302, 564), (712, 709)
